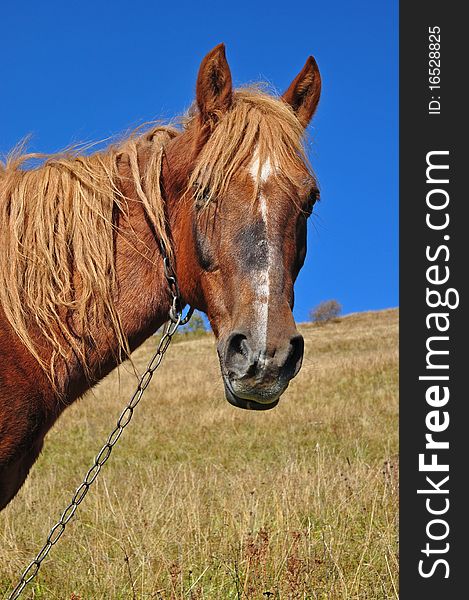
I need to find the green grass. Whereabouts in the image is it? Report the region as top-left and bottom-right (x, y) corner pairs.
(0, 309), (398, 599)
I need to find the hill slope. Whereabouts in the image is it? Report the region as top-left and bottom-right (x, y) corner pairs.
(1, 309), (398, 599)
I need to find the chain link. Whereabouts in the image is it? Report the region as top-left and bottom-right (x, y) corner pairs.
(7, 257), (193, 600)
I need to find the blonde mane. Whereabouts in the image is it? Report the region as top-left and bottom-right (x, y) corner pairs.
(188, 88), (310, 204)
(0, 126), (177, 384)
(0, 88), (310, 386)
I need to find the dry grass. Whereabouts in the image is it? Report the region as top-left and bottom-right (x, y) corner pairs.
(0, 309), (398, 599)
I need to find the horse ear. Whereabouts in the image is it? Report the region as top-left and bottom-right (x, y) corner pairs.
(282, 56), (321, 128)
(196, 43), (233, 126)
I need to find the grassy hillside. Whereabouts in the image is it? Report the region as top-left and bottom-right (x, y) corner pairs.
(0, 309), (398, 599)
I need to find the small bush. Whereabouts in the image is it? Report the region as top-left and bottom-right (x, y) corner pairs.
(180, 310), (207, 336)
(309, 300), (342, 325)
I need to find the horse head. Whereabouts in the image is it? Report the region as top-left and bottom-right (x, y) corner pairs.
(162, 45), (321, 410)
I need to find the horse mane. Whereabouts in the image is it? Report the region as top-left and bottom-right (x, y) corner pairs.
(0, 87), (311, 387)
(188, 87), (311, 204)
(0, 126), (177, 385)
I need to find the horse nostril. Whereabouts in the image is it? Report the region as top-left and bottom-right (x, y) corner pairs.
(283, 334), (304, 379)
(225, 332), (252, 377)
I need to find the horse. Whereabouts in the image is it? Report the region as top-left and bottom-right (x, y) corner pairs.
(0, 44), (321, 510)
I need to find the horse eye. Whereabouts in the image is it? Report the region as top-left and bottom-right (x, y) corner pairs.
(192, 183), (211, 208)
(305, 189), (320, 216)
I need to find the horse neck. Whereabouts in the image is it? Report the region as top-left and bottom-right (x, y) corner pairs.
(61, 157), (175, 402)
(161, 135), (202, 311)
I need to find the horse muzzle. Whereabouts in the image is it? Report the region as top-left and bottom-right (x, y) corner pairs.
(218, 330), (304, 411)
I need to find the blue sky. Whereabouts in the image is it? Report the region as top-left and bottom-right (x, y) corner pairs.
(1, 1), (397, 321)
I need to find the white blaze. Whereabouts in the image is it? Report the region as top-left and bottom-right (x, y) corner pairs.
(248, 152), (274, 349)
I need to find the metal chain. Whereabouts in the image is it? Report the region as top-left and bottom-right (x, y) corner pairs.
(7, 256), (193, 600)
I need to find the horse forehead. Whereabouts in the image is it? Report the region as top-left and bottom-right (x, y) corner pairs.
(248, 152), (276, 183)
